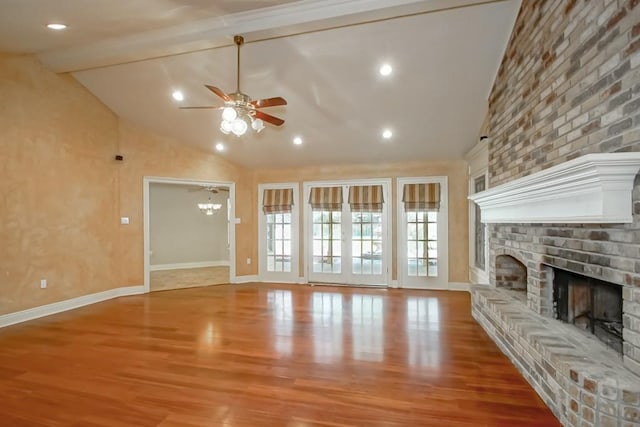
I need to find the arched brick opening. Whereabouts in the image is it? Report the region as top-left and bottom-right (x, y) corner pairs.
(495, 254), (527, 291)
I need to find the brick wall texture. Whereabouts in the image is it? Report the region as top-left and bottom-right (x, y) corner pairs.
(475, 1), (640, 425)
(485, 0), (640, 367)
(488, 0), (640, 183)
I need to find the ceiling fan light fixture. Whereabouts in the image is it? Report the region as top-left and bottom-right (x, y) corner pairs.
(231, 118), (248, 136)
(220, 120), (232, 134)
(181, 34), (286, 136)
(222, 107), (237, 122)
(251, 118), (265, 132)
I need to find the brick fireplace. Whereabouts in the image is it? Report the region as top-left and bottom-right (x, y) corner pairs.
(470, 157), (640, 426)
(467, 0), (640, 424)
(552, 267), (623, 355)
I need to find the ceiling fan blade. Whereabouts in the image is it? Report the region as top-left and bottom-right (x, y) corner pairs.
(205, 85), (232, 102)
(254, 110), (285, 126)
(188, 186), (219, 193)
(179, 106), (224, 110)
(250, 97), (287, 108)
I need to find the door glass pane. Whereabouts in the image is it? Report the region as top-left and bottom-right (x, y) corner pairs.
(266, 213), (292, 272)
(406, 210), (438, 277)
(312, 210), (342, 274)
(352, 211), (383, 275)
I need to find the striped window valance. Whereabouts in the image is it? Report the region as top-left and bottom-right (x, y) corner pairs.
(348, 185), (384, 212)
(402, 183), (441, 212)
(308, 186), (343, 210)
(263, 188), (294, 214)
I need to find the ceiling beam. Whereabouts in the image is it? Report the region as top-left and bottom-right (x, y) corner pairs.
(38, 0), (507, 73)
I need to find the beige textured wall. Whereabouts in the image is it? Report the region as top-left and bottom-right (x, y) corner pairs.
(0, 54), (121, 315)
(251, 160), (469, 283)
(0, 54), (249, 315)
(116, 120), (250, 285)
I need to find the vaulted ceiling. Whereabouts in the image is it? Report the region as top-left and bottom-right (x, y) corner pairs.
(0, 0), (521, 168)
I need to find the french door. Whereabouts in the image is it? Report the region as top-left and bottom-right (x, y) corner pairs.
(305, 180), (391, 286)
(397, 177), (449, 289)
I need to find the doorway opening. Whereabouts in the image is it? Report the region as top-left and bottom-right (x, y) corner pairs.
(143, 177), (236, 292)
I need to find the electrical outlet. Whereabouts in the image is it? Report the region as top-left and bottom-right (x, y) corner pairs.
(246, 257), (251, 265)
(40, 279), (47, 289)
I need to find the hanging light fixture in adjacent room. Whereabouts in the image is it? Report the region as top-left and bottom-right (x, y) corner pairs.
(197, 197), (222, 216)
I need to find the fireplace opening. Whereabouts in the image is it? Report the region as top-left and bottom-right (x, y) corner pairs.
(552, 268), (623, 354)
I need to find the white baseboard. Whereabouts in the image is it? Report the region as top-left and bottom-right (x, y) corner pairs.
(0, 285), (145, 328)
(150, 261), (230, 271)
(255, 275), (309, 284)
(448, 282), (471, 292)
(231, 275), (259, 284)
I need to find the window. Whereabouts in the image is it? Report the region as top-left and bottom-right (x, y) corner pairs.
(397, 177), (448, 289)
(407, 211), (438, 277)
(306, 180), (391, 286)
(266, 213), (292, 272)
(351, 212), (383, 275)
(312, 210), (342, 273)
(474, 176), (486, 270)
(259, 184), (298, 280)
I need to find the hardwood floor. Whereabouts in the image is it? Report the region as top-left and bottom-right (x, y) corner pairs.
(0, 284), (560, 426)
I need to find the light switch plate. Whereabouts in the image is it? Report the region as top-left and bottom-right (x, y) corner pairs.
(120, 217), (130, 225)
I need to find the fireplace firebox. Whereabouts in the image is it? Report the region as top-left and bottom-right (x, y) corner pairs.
(552, 268), (623, 354)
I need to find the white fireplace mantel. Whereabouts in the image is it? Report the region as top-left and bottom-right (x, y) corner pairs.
(469, 153), (640, 224)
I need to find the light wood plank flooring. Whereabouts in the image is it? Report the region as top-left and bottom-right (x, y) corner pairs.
(0, 284), (560, 426)
(150, 266), (229, 292)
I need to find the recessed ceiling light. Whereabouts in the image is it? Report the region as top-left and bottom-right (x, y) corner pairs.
(293, 136), (303, 145)
(215, 143), (225, 152)
(379, 63), (393, 76)
(172, 90), (184, 102)
(47, 23), (67, 30)
(382, 129), (393, 139)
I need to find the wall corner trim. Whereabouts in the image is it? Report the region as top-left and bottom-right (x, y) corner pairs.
(0, 285), (145, 328)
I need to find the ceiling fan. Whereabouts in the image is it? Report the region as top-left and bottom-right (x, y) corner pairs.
(180, 35), (287, 136)
(188, 185), (230, 194)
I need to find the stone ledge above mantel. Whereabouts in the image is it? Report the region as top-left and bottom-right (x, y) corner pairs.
(469, 153), (640, 224)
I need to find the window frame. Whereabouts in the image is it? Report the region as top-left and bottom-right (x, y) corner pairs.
(258, 183), (300, 282)
(469, 170), (490, 285)
(397, 176), (449, 289)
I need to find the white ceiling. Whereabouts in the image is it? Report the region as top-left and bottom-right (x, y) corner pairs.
(0, 0), (521, 168)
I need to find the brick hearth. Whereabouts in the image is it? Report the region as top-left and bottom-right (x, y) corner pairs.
(472, 286), (640, 426)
